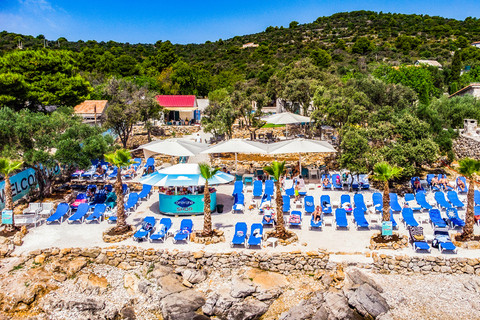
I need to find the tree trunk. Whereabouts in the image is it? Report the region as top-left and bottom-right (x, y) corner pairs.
(114, 173), (128, 232)
(33, 166), (50, 199)
(461, 179), (475, 240)
(4, 176), (15, 231)
(382, 180), (390, 222)
(274, 181), (286, 236)
(203, 180), (212, 236)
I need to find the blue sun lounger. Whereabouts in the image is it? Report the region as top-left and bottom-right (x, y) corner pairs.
(353, 208), (369, 229)
(354, 194), (367, 212)
(108, 167), (118, 179)
(173, 219), (193, 243)
(447, 191), (464, 208)
(320, 195), (332, 214)
(434, 192), (452, 209)
(246, 223), (263, 248)
(404, 193), (422, 211)
(86, 203), (106, 223)
(475, 190), (480, 206)
(133, 158), (142, 170)
(446, 208), (465, 228)
(46, 203), (71, 224)
(233, 193), (245, 213)
(232, 181), (243, 196)
(144, 157), (154, 168)
(389, 193), (402, 212)
(332, 174), (342, 190)
(401, 207), (419, 227)
(429, 209), (447, 228)
(253, 180), (263, 197)
(283, 195), (291, 214)
(124, 193), (139, 212)
(149, 218), (172, 242)
(359, 174), (370, 189)
(390, 213), (398, 229)
(304, 196), (315, 214)
(340, 194), (351, 208)
(321, 174), (332, 189)
(288, 211), (302, 228)
(407, 226), (431, 252)
(231, 222), (248, 247)
(433, 227), (457, 254)
(138, 184), (152, 201)
(133, 216), (156, 241)
(310, 214), (322, 230)
(259, 194), (271, 213)
(372, 193), (383, 212)
(439, 174), (454, 191)
(427, 174), (440, 191)
(415, 192), (432, 210)
(457, 176), (468, 193)
(410, 176), (424, 192)
(334, 208), (349, 229)
(67, 203), (90, 224)
(265, 180), (274, 197)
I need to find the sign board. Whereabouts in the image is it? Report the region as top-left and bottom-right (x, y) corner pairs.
(159, 193), (216, 215)
(2, 210), (13, 225)
(382, 221), (393, 236)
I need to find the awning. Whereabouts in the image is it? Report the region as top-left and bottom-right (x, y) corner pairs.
(163, 107), (197, 112)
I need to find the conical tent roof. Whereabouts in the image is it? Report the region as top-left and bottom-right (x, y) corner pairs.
(263, 112), (312, 125)
(267, 138), (336, 154)
(200, 139), (268, 154)
(137, 138), (207, 158)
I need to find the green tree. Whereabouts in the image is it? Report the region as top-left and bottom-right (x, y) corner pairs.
(263, 161), (287, 237)
(198, 163), (220, 236)
(0, 158), (23, 231)
(352, 37), (375, 54)
(457, 158), (480, 241)
(310, 49), (332, 69)
(372, 162), (403, 223)
(202, 89), (237, 139)
(104, 149), (132, 233)
(116, 55), (138, 77)
(289, 21), (299, 28)
(456, 35), (470, 49)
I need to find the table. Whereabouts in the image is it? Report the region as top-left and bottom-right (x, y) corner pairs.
(266, 237), (278, 248)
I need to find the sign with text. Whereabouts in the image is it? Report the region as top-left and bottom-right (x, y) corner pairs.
(2, 210), (13, 225)
(382, 221), (393, 236)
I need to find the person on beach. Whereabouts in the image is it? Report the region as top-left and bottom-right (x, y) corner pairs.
(322, 177), (330, 188)
(123, 165), (136, 176)
(313, 205), (322, 223)
(263, 204), (276, 224)
(431, 175), (439, 188)
(413, 178), (422, 191)
(294, 181), (300, 203)
(458, 178), (466, 192)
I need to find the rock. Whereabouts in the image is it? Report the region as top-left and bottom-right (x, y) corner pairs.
(226, 297), (269, 320)
(65, 257), (88, 277)
(254, 288), (282, 301)
(279, 291), (324, 320)
(77, 272), (109, 291)
(345, 267), (384, 293)
(149, 265), (174, 279)
(80, 248), (101, 258)
(95, 253), (108, 264)
(312, 306), (329, 320)
(182, 269), (207, 284)
(323, 292), (363, 320)
(213, 289), (239, 317)
(124, 273), (140, 295)
(348, 283), (390, 318)
(120, 306), (136, 320)
(321, 271), (334, 287)
(182, 279), (193, 288)
(65, 298), (105, 311)
(202, 293), (219, 316)
(161, 289), (206, 320)
(34, 254), (46, 264)
(157, 274), (189, 298)
(52, 272), (67, 282)
(230, 278), (256, 298)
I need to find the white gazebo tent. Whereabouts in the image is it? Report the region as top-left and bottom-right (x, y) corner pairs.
(267, 138), (336, 174)
(200, 139), (268, 173)
(262, 112), (312, 138)
(137, 138), (207, 159)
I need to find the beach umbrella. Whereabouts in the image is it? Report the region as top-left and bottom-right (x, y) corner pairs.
(267, 138), (336, 174)
(200, 139), (268, 173)
(138, 163), (234, 187)
(137, 138), (207, 159)
(262, 112), (312, 138)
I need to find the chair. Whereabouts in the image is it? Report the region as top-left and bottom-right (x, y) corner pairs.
(15, 211), (41, 228)
(434, 192), (452, 209)
(124, 193), (139, 212)
(284, 180), (295, 197)
(404, 193), (422, 211)
(334, 208), (349, 229)
(389, 193), (402, 212)
(304, 196), (315, 214)
(309, 168), (319, 181)
(320, 195), (332, 214)
(353, 194), (367, 212)
(67, 203), (90, 224)
(81, 166), (96, 179)
(233, 193), (245, 213)
(407, 226), (431, 253)
(372, 193), (383, 212)
(86, 203), (106, 223)
(410, 177), (424, 192)
(439, 174), (454, 191)
(23, 203), (42, 215)
(149, 218), (172, 242)
(231, 222), (248, 247)
(282, 195), (291, 214)
(429, 209), (447, 228)
(133, 158), (142, 170)
(264, 180), (274, 197)
(351, 175), (359, 191)
(253, 180), (263, 198)
(138, 184), (152, 201)
(401, 208), (419, 227)
(446, 191), (465, 208)
(359, 174), (370, 189)
(288, 210), (302, 228)
(321, 174), (332, 190)
(416, 192), (433, 210)
(144, 157), (155, 168)
(340, 194), (352, 213)
(246, 223), (263, 248)
(46, 203), (71, 224)
(353, 208), (369, 230)
(475, 190), (480, 206)
(446, 208), (465, 228)
(433, 227), (457, 254)
(232, 181), (243, 196)
(310, 214), (322, 230)
(71, 169), (84, 178)
(173, 219), (193, 243)
(456, 176), (468, 193)
(39, 202), (55, 217)
(133, 216), (156, 242)
(70, 194), (88, 210)
(332, 174), (342, 190)
(426, 174), (440, 191)
(108, 167), (119, 179)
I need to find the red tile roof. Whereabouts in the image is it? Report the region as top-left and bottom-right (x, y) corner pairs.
(74, 100), (108, 114)
(156, 95), (196, 107)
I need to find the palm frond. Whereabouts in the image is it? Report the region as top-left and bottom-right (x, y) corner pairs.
(0, 158), (23, 177)
(458, 158), (480, 178)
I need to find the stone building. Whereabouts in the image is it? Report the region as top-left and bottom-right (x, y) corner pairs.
(449, 83), (480, 99)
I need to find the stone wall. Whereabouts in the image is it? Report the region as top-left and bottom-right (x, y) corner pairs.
(16, 246), (480, 277)
(453, 134), (480, 160)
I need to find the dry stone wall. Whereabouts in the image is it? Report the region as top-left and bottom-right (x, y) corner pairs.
(453, 134), (480, 160)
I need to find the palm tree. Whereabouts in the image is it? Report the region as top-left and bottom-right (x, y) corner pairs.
(0, 158), (23, 231)
(372, 162), (403, 223)
(199, 163), (220, 236)
(458, 158), (480, 241)
(263, 161), (287, 237)
(104, 149), (132, 233)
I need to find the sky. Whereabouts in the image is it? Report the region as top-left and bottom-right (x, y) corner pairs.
(1, 0), (480, 45)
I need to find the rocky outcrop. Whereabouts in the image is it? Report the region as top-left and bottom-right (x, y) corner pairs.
(348, 284), (389, 318)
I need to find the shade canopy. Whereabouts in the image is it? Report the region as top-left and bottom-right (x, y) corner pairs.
(200, 139), (268, 154)
(138, 163), (234, 187)
(267, 138), (336, 154)
(263, 112), (312, 125)
(137, 139), (207, 159)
